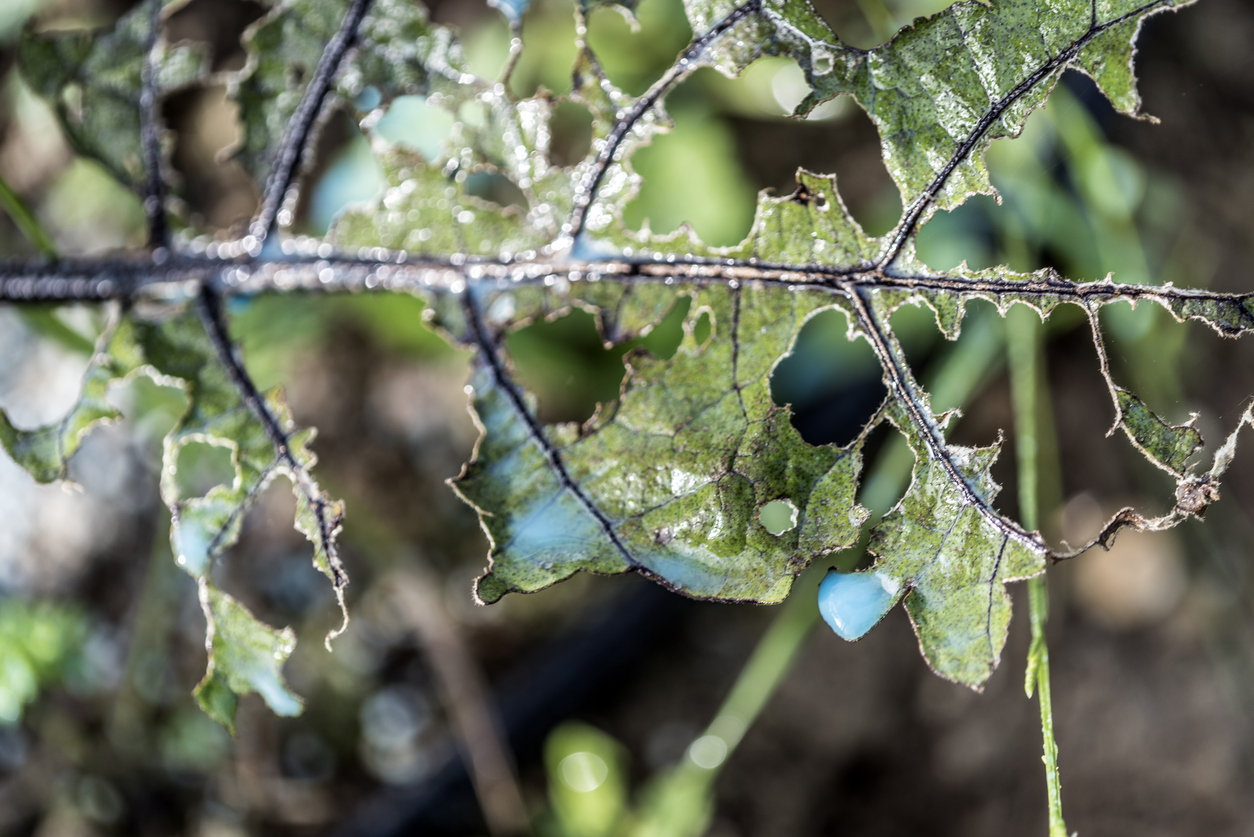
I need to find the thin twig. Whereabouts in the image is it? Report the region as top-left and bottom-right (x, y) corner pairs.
(564, 0), (768, 242)
(388, 569), (530, 837)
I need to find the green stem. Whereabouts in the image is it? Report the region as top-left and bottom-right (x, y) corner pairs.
(0, 172), (56, 259)
(1007, 304), (1069, 837)
(0, 175), (88, 353)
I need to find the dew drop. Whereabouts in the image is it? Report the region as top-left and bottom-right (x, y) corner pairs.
(817, 569), (898, 641)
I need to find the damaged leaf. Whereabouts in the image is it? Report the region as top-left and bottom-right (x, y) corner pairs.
(6, 0), (1246, 714)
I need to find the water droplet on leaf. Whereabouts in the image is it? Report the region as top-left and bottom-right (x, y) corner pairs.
(818, 569), (898, 640)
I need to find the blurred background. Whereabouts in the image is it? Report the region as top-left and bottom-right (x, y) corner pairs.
(2, 0), (1254, 834)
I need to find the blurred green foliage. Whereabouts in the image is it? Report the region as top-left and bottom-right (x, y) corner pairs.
(0, 599), (88, 724)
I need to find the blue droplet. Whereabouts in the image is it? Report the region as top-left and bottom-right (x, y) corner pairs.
(818, 569), (899, 641)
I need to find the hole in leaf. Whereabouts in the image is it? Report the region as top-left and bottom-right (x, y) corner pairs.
(759, 499), (798, 535)
(164, 85), (258, 231)
(803, 0), (955, 49)
(549, 102), (593, 167)
(692, 309), (712, 347)
(372, 96), (455, 161)
(465, 172), (528, 210)
(636, 296), (691, 361)
(174, 441), (235, 499)
(772, 308), (885, 447)
(585, 0), (693, 96)
(301, 110), (384, 235)
(507, 309), (627, 424)
(720, 83), (901, 236)
(915, 198), (1000, 273)
(166, 0), (266, 72)
(888, 302), (942, 372)
(624, 101), (758, 246)
(506, 296), (693, 423)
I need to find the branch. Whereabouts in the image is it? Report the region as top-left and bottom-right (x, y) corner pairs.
(461, 290), (642, 573)
(846, 284), (1044, 553)
(250, 0), (375, 246)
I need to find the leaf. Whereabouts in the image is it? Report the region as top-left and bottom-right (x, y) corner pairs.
(0, 303), (333, 728)
(454, 280), (869, 604)
(1112, 387), (1202, 475)
(232, 0), (474, 190)
(1, 0), (1242, 707)
(136, 308), (345, 729)
(193, 582), (300, 733)
(19, 0), (208, 189)
(679, 0), (842, 80)
(866, 402), (1046, 687)
(0, 317), (142, 483)
(801, 0), (1191, 218)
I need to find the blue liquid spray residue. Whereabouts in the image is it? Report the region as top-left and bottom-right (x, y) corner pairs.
(818, 569), (899, 640)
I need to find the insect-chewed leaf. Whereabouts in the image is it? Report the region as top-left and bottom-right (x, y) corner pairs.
(864, 402), (1046, 688)
(19, 0), (207, 189)
(679, 0), (842, 80)
(454, 281), (869, 605)
(4, 0), (1238, 709)
(0, 318), (142, 483)
(330, 151), (539, 257)
(1114, 387), (1202, 476)
(232, 0), (472, 189)
(0, 306), (342, 730)
(799, 0), (1192, 215)
(193, 582), (301, 734)
(133, 309), (345, 729)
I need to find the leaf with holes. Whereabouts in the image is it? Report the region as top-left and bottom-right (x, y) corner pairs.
(6, 0), (1254, 731)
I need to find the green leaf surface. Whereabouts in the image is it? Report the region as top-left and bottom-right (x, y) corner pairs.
(4, 0), (1236, 705)
(19, 0), (207, 189)
(801, 0), (1191, 215)
(0, 317), (142, 483)
(456, 281), (869, 604)
(866, 402), (1046, 687)
(193, 582), (300, 732)
(1113, 387), (1202, 475)
(136, 309), (345, 728)
(232, 0), (474, 190)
